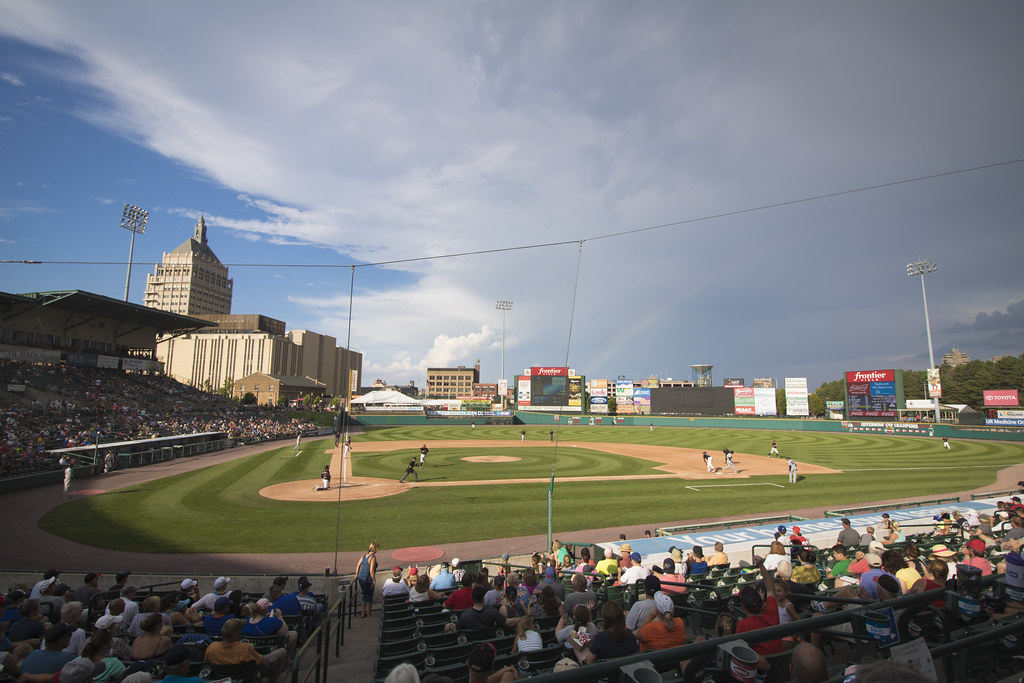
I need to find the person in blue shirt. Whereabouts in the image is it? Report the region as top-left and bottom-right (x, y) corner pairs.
(431, 562), (457, 591)
(160, 645), (205, 683)
(202, 597), (235, 636)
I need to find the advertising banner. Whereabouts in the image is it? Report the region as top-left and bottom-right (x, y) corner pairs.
(517, 378), (531, 406)
(984, 389), (1019, 406)
(0, 345), (62, 363)
(67, 352), (98, 368)
(724, 378), (745, 388)
(754, 387), (778, 415)
(568, 376), (582, 407)
(734, 387), (755, 415)
(531, 366), (568, 377)
(826, 401), (845, 410)
(752, 378), (776, 389)
(785, 377), (809, 416)
(997, 410), (1024, 419)
(97, 355), (119, 369)
(615, 380), (635, 414)
(926, 368), (942, 398)
(987, 418), (1024, 427)
(497, 379), (508, 396)
(633, 387), (651, 414)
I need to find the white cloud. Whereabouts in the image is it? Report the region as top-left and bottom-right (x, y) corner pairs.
(0, 72), (25, 87)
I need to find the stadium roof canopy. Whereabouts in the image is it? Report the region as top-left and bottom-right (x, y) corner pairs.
(4, 289), (216, 336)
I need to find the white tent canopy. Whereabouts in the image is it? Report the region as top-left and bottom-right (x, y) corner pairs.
(350, 390), (422, 406)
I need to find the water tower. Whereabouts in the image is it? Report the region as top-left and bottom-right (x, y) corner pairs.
(690, 364), (713, 388)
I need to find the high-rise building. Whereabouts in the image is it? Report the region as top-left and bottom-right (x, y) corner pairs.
(144, 216), (232, 315)
(425, 364), (480, 398)
(942, 347), (970, 367)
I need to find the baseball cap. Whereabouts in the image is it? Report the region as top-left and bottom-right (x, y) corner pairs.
(409, 567), (418, 575)
(297, 576), (312, 589)
(661, 558), (676, 573)
(214, 596), (232, 610)
(868, 541), (885, 555)
(180, 578), (198, 591)
(467, 643), (497, 673)
(272, 576), (288, 586)
(654, 592), (674, 614)
(163, 644), (193, 666)
(630, 552), (641, 562)
(85, 572), (101, 583)
(865, 553), (883, 568)
(620, 543), (632, 553)
(39, 576), (58, 592)
(929, 544), (955, 558)
(45, 623), (75, 644)
(876, 574), (901, 595)
(777, 525), (787, 534)
(256, 598), (273, 611)
(213, 577), (230, 590)
(881, 513), (890, 519)
(967, 538), (986, 553)
(60, 657), (106, 683)
(451, 558), (460, 567)
(501, 553), (510, 561)
(543, 567), (556, 582)
(95, 614), (123, 630)
(793, 526), (801, 534)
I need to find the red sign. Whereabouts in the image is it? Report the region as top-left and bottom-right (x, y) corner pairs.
(847, 382), (870, 396)
(984, 389), (1019, 406)
(531, 366), (568, 376)
(845, 369), (895, 383)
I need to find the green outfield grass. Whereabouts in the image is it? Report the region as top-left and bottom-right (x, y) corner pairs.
(38, 425), (1023, 554)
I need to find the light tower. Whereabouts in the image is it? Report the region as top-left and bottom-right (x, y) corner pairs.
(120, 203), (149, 301)
(496, 300), (513, 408)
(907, 259), (941, 425)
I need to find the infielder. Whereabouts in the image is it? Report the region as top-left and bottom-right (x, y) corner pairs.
(787, 457), (798, 483)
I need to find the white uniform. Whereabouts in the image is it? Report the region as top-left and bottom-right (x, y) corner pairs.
(770, 441), (779, 456)
(788, 458), (798, 483)
(723, 451), (737, 473)
(63, 467), (72, 500)
(706, 453), (715, 473)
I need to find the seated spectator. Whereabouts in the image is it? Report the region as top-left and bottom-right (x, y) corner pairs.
(160, 593), (190, 628)
(511, 614), (543, 654)
(708, 542), (729, 567)
(127, 597), (168, 637)
(430, 562), (457, 591)
(1001, 516), (1024, 551)
(409, 573), (445, 605)
(562, 573), (597, 613)
(499, 586), (526, 621)
(653, 558), (687, 594)
(7, 599), (48, 647)
(881, 549), (923, 594)
(444, 572), (476, 611)
(56, 657), (105, 683)
(130, 613), (172, 660)
(775, 561), (815, 612)
(826, 545), (852, 579)
(161, 644), (205, 683)
(516, 569), (538, 611)
(881, 519), (903, 546)
(540, 566), (565, 601)
(2, 589), (28, 623)
(634, 592), (687, 652)
(193, 577), (232, 613)
(555, 604), (597, 660)
(594, 547), (619, 579)
(686, 546), (709, 578)
(54, 601), (87, 656)
(0, 642), (33, 681)
(80, 627), (125, 683)
(483, 575), (505, 608)
(466, 642), (518, 683)
(626, 575), (661, 630)
(381, 568), (410, 599)
(789, 527), (808, 547)
(68, 574), (104, 616)
(860, 526), (876, 546)
(925, 544), (958, 580)
(789, 642), (829, 683)
(575, 547), (594, 572)
(774, 580), (800, 649)
(201, 597), (235, 637)
(204, 618), (287, 683)
(619, 553), (651, 585)
(573, 600), (638, 664)
(30, 571), (62, 601)
(762, 542), (788, 571)
(447, 586), (519, 633)
(922, 560), (949, 608)
(528, 585), (560, 619)
(21, 624), (76, 676)
(242, 600), (297, 659)
(262, 577), (288, 604)
(736, 557), (783, 671)
(791, 549), (822, 585)
(963, 538), (992, 576)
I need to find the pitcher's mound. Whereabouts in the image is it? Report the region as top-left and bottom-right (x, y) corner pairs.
(462, 456), (521, 463)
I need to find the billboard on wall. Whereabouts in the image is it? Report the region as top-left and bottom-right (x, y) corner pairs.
(754, 388), (778, 415)
(517, 378), (532, 406)
(785, 377), (809, 417)
(589, 379), (608, 413)
(633, 387), (651, 414)
(927, 368), (942, 399)
(845, 369), (903, 419)
(752, 378), (776, 389)
(568, 376), (583, 407)
(734, 387), (755, 415)
(724, 378), (745, 388)
(616, 380), (635, 414)
(984, 389), (1019, 406)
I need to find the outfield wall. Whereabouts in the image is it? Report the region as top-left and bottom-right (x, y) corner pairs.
(351, 412), (1024, 442)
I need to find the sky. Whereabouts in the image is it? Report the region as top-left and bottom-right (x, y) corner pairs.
(1, 1), (1022, 393)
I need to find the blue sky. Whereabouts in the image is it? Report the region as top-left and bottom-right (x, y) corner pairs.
(1, 1), (1022, 392)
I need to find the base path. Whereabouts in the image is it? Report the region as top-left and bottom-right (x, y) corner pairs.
(259, 440), (840, 501)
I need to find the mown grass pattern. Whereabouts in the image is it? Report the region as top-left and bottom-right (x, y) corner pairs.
(39, 425), (1022, 554)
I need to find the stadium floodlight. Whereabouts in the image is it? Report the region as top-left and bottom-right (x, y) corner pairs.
(120, 203), (149, 301)
(496, 300), (513, 409)
(906, 259), (941, 425)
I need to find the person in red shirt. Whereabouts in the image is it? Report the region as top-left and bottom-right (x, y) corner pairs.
(963, 539), (992, 576)
(736, 557), (782, 673)
(444, 572), (476, 610)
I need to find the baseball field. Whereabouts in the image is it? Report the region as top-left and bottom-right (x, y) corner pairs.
(38, 424), (1023, 554)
